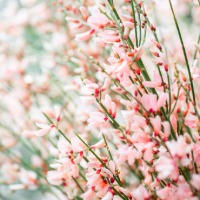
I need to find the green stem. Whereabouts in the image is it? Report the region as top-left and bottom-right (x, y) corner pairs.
(131, 0), (138, 47)
(168, 0), (196, 106)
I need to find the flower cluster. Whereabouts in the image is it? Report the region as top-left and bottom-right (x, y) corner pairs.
(0, 0), (200, 200)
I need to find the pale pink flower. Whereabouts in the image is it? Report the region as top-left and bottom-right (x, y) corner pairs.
(141, 93), (168, 113)
(54, 104), (61, 122)
(28, 122), (55, 137)
(162, 121), (171, 139)
(166, 136), (191, 166)
(108, 160), (116, 174)
(79, 6), (89, 21)
(155, 155), (179, 180)
(191, 174), (200, 191)
(135, 142), (155, 162)
(170, 114), (177, 133)
(81, 188), (95, 200)
(150, 115), (161, 136)
(99, 30), (120, 44)
(57, 137), (73, 155)
(132, 185), (150, 200)
(86, 169), (109, 193)
(175, 176), (193, 200)
(157, 186), (172, 200)
(185, 114), (199, 128)
(88, 111), (108, 129)
(75, 29), (95, 41)
(57, 137), (84, 163)
(101, 78), (111, 92)
(117, 145), (141, 165)
(90, 139), (105, 149)
(102, 94), (117, 118)
(143, 71), (165, 88)
(102, 191), (113, 200)
(71, 137), (86, 152)
(87, 13), (111, 30)
(60, 158), (79, 178)
(47, 170), (65, 185)
(83, 79), (99, 97)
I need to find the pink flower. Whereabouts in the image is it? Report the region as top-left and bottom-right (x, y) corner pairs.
(132, 185), (150, 200)
(85, 169), (109, 193)
(47, 170), (65, 186)
(99, 30), (120, 44)
(75, 29), (95, 41)
(87, 13), (111, 29)
(102, 191), (113, 200)
(81, 188), (95, 200)
(58, 137), (85, 163)
(28, 123), (55, 137)
(150, 115), (161, 136)
(141, 93), (168, 113)
(191, 174), (200, 191)
(157, 186), (172, 200)
(79, 6), (89, 21)
(83, 79), (99, 97)
(143, 71), (165, 88)
(170, 114), (177, 133)
(117, 145), (141, 165)
(54, 104), (61, 122)
(19, 169), (38, 189)
(88, 111), (108, 129)
(101, 78), (111, 92)
(155, 155), (179, 180)
(185, 114), (199, 128)
(102, 94), (117, 118)
(166, 136), (191, 166)
(90, 139), (105, 149)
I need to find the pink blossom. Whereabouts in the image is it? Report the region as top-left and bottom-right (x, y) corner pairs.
(79, 6), (89, 21)
(102, 94), (117, 118)
(83, 79), (100, 97)
(90, 139), (105, 149)
(28, 123), (55, 137)
(157, 186), (172, 200)
(87, 13), (111, 30)
(102, 191), (113, 200)
(47, 170), (65, 185)
(155, 155), (179, 180)
(88, 111), (108, 129)
(191, 174), (200, 191)
(75, 29), (95, 41)
(141, 93), (168, 113)
(143, 71), (165, 88)
(81, 188), (95, 200)
(150, 115), (161, 136)
(132, 185), (150, 200)
(166, 136), (191, 166)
